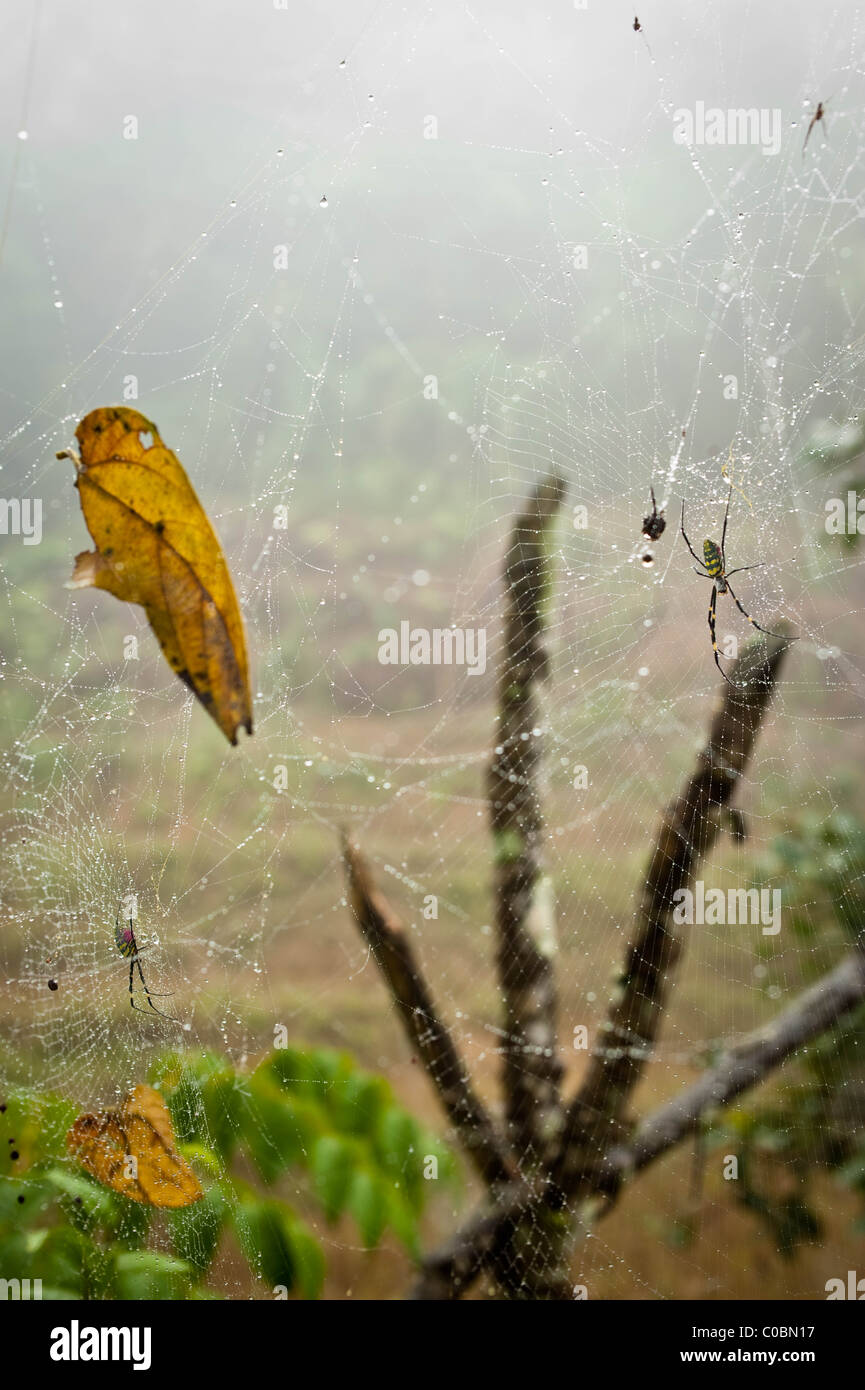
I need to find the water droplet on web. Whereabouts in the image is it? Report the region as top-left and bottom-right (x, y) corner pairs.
(319, 195), (328, 208)
(17, 130), (28, 140)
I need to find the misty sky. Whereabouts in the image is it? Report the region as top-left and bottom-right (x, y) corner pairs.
(0, 1), (863, 514)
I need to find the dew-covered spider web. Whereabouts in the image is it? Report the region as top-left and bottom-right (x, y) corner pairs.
(2, 0), (865, 1299)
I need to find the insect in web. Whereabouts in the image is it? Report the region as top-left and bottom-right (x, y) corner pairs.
(641, 486), (666, 542)
(679, 486), (789, 686)
(803, 99), (827, 153)
(114, 908), (181, 1024)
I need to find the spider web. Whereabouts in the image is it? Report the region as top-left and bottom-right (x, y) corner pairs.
(1, 0), (865, 1299)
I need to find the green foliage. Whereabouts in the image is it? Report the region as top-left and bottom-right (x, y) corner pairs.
(711, 805), (865, 1255)
(760, 809), (865, 951)
(0, 1046), (453, 1299)
(803, 416), (865, 476)
(801, 416), (865, 550)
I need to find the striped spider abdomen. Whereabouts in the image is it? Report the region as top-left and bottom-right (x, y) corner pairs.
(702, 539), (724, 579)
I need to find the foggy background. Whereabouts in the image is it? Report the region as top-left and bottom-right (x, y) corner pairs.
(1, 1), (862, 481)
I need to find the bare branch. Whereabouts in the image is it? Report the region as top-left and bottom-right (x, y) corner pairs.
(341, 832), (515, 1187)
(555, 626), (793, 1189)
(489, 474), (567, 1164)
(610, 950), (865, 1178)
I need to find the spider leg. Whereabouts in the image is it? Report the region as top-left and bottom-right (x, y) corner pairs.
(132, 955), (181, 1023)
(724, 564), (765, 578)
(693, 565), (712, 577)
(725, 581), (791, 640)
(134, 956), (175, 998)
(708, 583), (735, 686)
(134, 956), (175, 1000)
(680, 501), (704, 566)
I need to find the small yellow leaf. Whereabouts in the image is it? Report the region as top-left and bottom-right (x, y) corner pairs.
(62, 406), (252, 745)
(67, 1083), (203, 1209)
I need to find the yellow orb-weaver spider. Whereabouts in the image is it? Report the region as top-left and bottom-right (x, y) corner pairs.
(680, 485), (789, 686)
(114, 906), (181, 1024)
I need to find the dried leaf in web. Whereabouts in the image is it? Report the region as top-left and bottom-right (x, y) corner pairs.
(61, 406), (253, 745)
(67, 1083), (203, 1208)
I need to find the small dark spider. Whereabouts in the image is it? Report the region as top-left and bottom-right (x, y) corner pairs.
(642, 487), (666, 542)
(680, 486), (791, 686)
(633, 16), (641, 31)
(803, 100), (827, 153)
(114, 908), (181, 1024)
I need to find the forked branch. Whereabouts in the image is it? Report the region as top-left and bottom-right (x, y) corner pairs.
(340, 477), (822, 1302)
(414, 945), (865, 1297)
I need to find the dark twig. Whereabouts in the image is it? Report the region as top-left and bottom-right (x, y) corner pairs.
(341, 832), (515, 1187)
(489, 475), (567, 1166)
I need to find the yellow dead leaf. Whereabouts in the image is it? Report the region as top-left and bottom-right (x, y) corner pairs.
(66, 1083), (203, 1209)
(60, 406), (252, 745)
